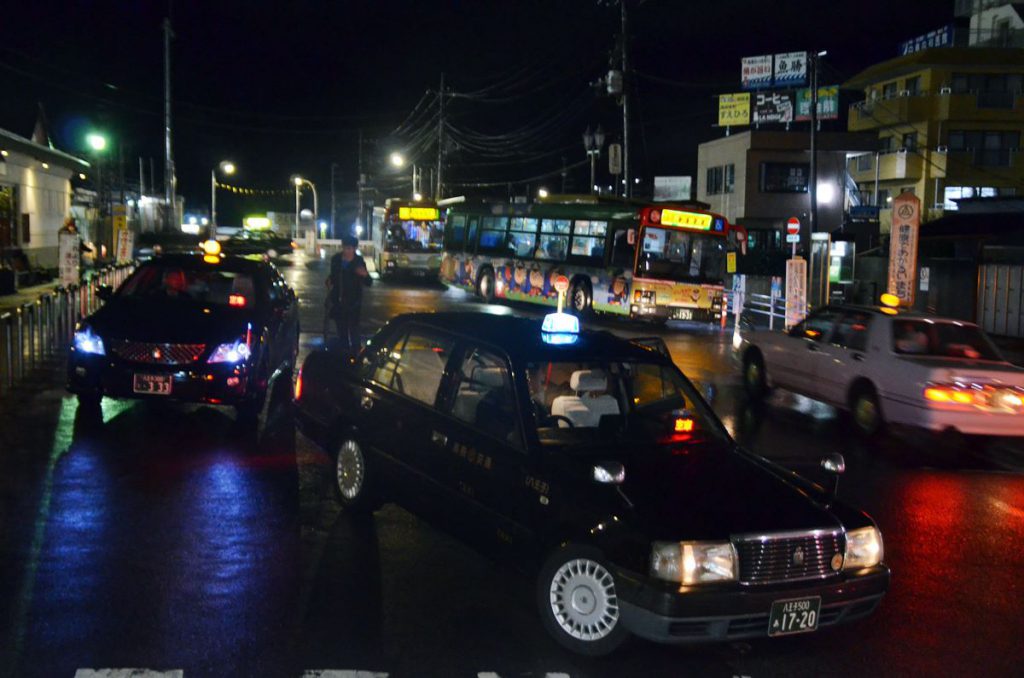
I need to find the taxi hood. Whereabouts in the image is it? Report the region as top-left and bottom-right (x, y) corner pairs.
(87, 297), (254, 345)
(575, 442), (842, 540)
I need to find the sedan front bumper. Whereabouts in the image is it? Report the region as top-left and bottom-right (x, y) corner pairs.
(616, 565), (889, 644)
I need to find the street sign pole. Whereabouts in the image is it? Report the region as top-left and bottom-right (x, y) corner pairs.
(786, 216), (800, 258)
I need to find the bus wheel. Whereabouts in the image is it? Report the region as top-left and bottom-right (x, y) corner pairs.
(477, 268), (496, 303)
(570, 279), (592, 316)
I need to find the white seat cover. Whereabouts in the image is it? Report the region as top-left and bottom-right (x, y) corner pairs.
(551, 369), (619, 428)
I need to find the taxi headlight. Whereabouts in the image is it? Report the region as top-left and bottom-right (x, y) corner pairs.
(73, 326), (106, 355)
(207, 338), (252, 364)
(651, 540), (738, 585)
(843, 526), (883, 570)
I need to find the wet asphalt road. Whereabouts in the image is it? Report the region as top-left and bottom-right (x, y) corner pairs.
(0, 250), (1022, 677)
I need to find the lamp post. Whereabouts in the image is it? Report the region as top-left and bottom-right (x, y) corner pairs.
(390, 151), (419, 199)
(210, 160), (235, 239)
(292, 175), (318, 245)
(582, 126), (606, 195)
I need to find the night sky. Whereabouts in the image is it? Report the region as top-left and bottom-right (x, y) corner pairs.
(1, 0), (953, 226)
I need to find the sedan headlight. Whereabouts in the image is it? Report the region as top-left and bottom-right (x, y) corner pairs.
(73, 326), (105, 355)
(207, 337), (252, 364)
(843, 526), (884, 570)
(651, 540), (738, 585)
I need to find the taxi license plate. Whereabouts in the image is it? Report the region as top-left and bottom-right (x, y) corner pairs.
(133, 373), (172, 395)
(672, 308), (693, 320)
(768, 596), (820, 636)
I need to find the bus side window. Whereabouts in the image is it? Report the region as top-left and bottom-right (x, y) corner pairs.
(466, 218), (479, 255)
(610, 227), (635, 269)
(445, 214), (467, 252)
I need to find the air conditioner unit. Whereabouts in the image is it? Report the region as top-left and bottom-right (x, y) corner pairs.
(899, 89), (912, 97)
(940, 86), (952, 95)
(936, 145), (949, 153)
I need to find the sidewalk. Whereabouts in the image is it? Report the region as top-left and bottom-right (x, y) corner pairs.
(0, 281), (61, 315)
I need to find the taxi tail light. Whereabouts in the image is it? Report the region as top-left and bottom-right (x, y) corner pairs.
(294, 368), (303, 401)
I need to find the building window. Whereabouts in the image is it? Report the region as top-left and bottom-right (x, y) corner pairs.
(904, 76), (921, 95)
(944, 186), (1008, 210)
(902, 133), (918, 151)
(877, 189), (891, 207)
(882, 82), (898, 98)
(948, 130), (1020, 166)
(856, 154), (873, 172)
(879, 136), (895, 153)
(705, 164), (734, 195)
(760, 162), (809, 193)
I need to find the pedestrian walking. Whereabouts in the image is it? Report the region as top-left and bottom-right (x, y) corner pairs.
(326, 235), (371, 351)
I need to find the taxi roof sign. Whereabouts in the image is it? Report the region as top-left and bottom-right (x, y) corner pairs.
(541, 312), (580, 344)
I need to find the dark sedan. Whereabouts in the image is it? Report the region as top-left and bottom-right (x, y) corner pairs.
(67, 251), (300, 424)
(295, 311), (889, 656)
(221, 228), (297, 259)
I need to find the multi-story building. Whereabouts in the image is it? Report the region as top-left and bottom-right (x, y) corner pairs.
(844, 34), (1024, 232)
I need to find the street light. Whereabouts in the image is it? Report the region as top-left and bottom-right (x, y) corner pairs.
(291, 175), (318, 243)
(389, 151), (420, 199)
(538, 188), (550, 199)
(86, 133), (108, 152)
(210, 160), (236, 238)
(582, 125), (606, 195)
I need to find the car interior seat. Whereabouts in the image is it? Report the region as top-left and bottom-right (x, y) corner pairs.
(453, 366), (505, 423)
(550, 369), (620, 428)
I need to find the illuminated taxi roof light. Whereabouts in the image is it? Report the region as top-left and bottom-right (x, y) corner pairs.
(880, 293), (900, 308)
(541, 312), (579, 335)
(202, 240), (222, 256)
(202, 254), (220, 264)
(228, 294), (247, 307)
(880, 307), (898, 315)
(674, 417), (695, 433)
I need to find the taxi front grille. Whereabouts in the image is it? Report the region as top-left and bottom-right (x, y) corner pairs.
(112, 341), (206, 365)
(735, 530), (843, 585)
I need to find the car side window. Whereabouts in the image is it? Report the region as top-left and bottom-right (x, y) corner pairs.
(449, 346), (522, 449)
(831, 312), (872, 351)
(791, 310), (840, 342)
(391, 330), (456, 406)
(365, 330), (409, 386)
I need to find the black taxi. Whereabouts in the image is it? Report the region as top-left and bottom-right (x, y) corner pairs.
(294, 310), (889, 655)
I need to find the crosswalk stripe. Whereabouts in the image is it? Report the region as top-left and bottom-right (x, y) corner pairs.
(74, 671), (184, 678)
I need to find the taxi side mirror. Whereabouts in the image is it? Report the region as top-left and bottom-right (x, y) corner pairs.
(820, 453), (845, 503)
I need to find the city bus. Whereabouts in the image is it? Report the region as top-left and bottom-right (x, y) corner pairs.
(370, 198), (445, 279)
(439, 196), (746, 323)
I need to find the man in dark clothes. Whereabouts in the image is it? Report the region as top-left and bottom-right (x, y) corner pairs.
(327, 235), (371, 350)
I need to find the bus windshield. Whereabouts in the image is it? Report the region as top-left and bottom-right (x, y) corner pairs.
(385, 220), (444, 252)
(636, 227), (727, 284)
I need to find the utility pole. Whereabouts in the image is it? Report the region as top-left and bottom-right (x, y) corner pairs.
(330, 162), (338, 239)
(163, 17), (175, 231)
(436, 72), (445, 201)
(809, 50), (824, 237)
(621, 0), (631, 198)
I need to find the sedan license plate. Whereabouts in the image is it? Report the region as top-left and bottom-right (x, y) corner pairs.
(133, 373), (172, 395)
(768, 596), (821, 636)
(672, 308), (694, 320)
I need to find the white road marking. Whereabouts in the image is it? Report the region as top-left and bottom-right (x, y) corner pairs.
(74, 671), (184, 678)
(302, 672), (389, 678)
(478, 674), (570, 678)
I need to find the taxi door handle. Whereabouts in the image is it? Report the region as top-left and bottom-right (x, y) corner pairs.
(852, 352), (866, 362)
(431, 431), (447, 447)
(360, 395), (374, 411)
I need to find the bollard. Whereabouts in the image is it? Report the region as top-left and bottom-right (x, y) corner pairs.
(1, 313), (11, 392)
(26, 303), (36, 368)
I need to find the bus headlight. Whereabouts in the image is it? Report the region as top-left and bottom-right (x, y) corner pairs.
(651, 541), (738, 584)
(843, 527), (883, 570)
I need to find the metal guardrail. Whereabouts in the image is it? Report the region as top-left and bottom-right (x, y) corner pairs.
(725, 290), (800, 332)
(0, 264), (134, 398)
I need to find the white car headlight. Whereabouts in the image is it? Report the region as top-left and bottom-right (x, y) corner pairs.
(844, 526), (884, 570)
(207, 338), (252, 364)
(73, 326), (106, 355)
(651, 540), (738, 585)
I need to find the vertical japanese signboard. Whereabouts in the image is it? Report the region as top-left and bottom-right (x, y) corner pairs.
(773, 51), (808, 87)
(785, 256), (807, 329)
(115, 228), (134, 264)
(741, 55), (773, 90)
(795, 86), (839, 121)
(718, 93), (751, 126)
(59, 231), (80, 286)
(887, 193), (921, 306)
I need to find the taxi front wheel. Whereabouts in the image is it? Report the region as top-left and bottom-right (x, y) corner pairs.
(333, 439), (380, 513)
(537, 545), (629, 656)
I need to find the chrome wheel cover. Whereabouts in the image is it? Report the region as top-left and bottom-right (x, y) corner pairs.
(746, 361), (761, 388)
(572, 288), (587, 312)
(480, 274), (492, 299)
(548, 558), (619, 641)
(336, 440), (365, 500)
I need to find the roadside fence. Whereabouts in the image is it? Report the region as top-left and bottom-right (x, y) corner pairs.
(0, 264), (134, 398)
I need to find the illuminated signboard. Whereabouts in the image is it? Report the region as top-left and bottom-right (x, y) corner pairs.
(660, 209), (712, 230)
(398, 206), (440, 221)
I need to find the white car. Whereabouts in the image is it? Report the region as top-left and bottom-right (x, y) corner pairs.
(737, 305), (1024, 437)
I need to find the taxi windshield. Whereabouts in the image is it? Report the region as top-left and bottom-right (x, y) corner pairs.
(119, 263), (258, 307)
(526, 360), (729, 448)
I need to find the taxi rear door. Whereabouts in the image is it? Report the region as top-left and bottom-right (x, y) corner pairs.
(432, 343), (537, 555)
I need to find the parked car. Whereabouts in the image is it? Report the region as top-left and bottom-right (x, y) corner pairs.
(67, 247), (300, 424)
(221, 229), (297, 259)
(738, 304), (1024, 437)
(295, 310), (889, 655)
